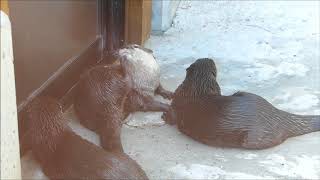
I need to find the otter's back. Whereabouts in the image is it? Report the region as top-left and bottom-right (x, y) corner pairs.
(175, 93), (283, 147)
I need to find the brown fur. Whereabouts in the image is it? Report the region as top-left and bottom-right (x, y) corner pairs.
(21, 97), (148, 179)
(163, 58), (320, 149)
(74, 46), (171, 152)
(74, 64), (130, 152)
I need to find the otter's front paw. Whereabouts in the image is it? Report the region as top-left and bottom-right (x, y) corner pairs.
(155, 85), (174, 100)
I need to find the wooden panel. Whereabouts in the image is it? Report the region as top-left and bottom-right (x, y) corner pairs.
(125, 0), (152, 45)
(141, 0), (152, 44)
(9, 0), (98, 106)
(1, 0), (9, 14)
(34, 39), (102, 111)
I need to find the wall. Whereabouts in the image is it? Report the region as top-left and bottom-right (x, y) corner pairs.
(0, 10), (22, 179)
(152, 0), (180, 34)
(125, 0), (152, 45)
(9, 0), (97, 106)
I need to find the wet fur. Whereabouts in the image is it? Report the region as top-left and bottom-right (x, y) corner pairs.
(165, 58), (320, 149)
(74, 46), (171, 152)
(74, 64), (130, 152)
(21, 97), (148, 179)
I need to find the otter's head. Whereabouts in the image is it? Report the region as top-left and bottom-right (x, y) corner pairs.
(186, 58), (217, 80)
(113, 44), (156, 76)
(177, 58), (221, 98)
(22, 97), (67, 155)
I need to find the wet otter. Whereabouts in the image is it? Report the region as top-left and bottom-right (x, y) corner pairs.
(74, 64), (129, 152)
(74, 46), (171, 152)
(21, 97), (148, 179)
(115, 44), (173, 100)
(163, 58), (320, 149)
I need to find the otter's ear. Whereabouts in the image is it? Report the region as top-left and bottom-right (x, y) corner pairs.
(186, 65), (194, 72)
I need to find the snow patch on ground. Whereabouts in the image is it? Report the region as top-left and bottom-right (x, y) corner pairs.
(125, 112), (165, 128)
(260, 154), (320, 179)
(245, 62), (309, 82)
(64, 107), (101, 146)
(21, 153), (48, 180)
(68, 118), (100, 146)
(168, 164), (225, 179)
(235, 153), (259, 160)
(278, 94), (319, 111)
(168, 163), (271, 179)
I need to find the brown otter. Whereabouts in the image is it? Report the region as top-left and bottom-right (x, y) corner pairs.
(21, 97), (148, 179)
(74, 64), (129, 152)
(74, 61), (169, 152)
(163, 58), (320, 149)
(74, 46), (171, 152)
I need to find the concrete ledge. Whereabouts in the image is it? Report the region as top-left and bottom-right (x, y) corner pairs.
(1, 10), (22, 179)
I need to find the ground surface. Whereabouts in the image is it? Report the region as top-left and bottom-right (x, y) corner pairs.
(21, 1), (320, 179)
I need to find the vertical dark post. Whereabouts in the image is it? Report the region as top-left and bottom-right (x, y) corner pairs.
(113, 0), (125, 48)
(105, 0), (125, 55)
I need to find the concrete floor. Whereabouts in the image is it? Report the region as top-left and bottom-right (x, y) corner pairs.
(21, 1), (320, 179)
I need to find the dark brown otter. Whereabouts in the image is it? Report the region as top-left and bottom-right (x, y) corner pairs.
(163, 58), (320, 149)
(21, 97), (148, 180)
(74, 53), (170, 152)
(74, 64), (129, 152)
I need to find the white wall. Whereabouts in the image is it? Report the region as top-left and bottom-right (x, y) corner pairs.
(1, 10), (22, 179)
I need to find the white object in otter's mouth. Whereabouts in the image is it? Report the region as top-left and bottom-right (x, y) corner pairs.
(117, 45), (161, 95)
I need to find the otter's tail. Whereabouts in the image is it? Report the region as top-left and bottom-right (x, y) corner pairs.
(288, 114), (320, 137)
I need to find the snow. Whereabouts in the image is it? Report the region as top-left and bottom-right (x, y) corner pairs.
(168, 163), (272, 179)
(260, 154), (320, 179)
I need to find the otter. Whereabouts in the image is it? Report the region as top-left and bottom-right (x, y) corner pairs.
(114, 44), (173, 100)
(74, 64), (129, 152)
(74, 46), (171, 152)
(74, 46), (170, 152)
(163, 58), (320, 149)
(20, 97), (148, 180)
